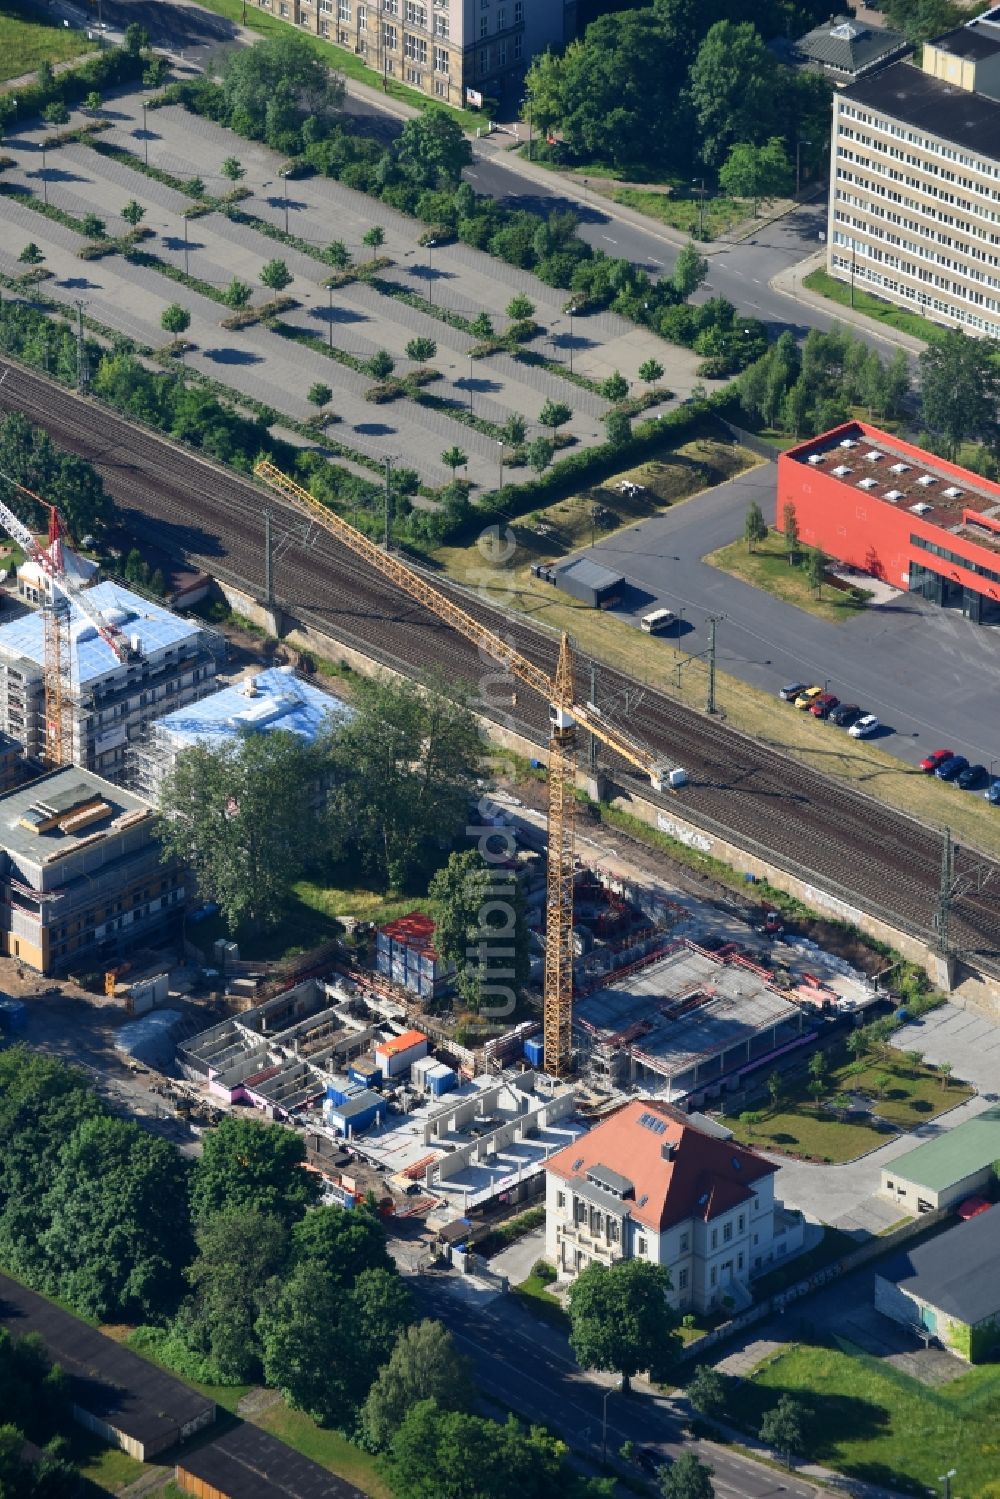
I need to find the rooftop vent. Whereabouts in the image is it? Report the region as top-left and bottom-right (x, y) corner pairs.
(858, 477), (879, 490)
(832, 464), (852, 477)
(661, 1141), (675, 1162)
(572, 1157), (584, 1171)
(910, 501), (933, 515)
(865, 449), (884, 461)
(943, 485), (963, 498)
(885, 489), (904, 500)
(807, 453), (824, 465)
(890, 462), (910, 474)
(637, 1193), (649, 1208)
(731, 1156), (743, 1170)
(917, 474), (936, 487)
(831, 19), (863, 38)
(839, 437), (858, 448)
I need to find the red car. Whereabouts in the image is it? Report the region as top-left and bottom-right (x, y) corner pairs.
(920, 748), (954, 773)
(957, 1196), (992, 1221)
(809, 692), (839, 718)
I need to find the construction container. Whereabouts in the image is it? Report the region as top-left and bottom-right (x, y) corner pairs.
(325, 1080), (352, 1107)
(426, 1062), (456, 1098)
(376, 912), (454, 999)
(411, 1056), (435, 1089)
(524, 1036), (544, 1068)
(374, 1028), (428, 1078)
(0, 997), (26, 1032)
(325, 1087), (387, 1137)
(349, 1057), (382, 1088)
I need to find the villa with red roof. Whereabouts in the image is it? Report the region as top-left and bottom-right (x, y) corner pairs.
(545, 1100), (803, 1312)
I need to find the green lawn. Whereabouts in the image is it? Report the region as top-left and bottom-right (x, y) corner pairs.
(611, 185), (746, 241)
(255, 1405), (394, 1498)
(0, 1), (94, 83)
(67, 1428), (144, 1494)
(512, 1269), (569, 1330)
(728, 1342), (1000, 1495)
(186, 0), (481, 130)
(726, 1049), (972, 1164)
(706, 533), (872, 624)
(802, 268), (946, 344)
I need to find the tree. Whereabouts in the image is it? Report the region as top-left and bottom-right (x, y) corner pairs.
(396, 105), (472, 188)
(259, 257), (292, 305)
(671, 242), (709, 300)
(639, 358), (665, 385)
(660, 1451), (715, 1499)
(326, 674), (483, 890)
(806, 547), (827, 598)
(744, 501), (767, 553)
(807, 1050), (826, 1083)
(121, 199), (145, 229)
(190, 1115), (319, 1227)
(873, 1073), (893, 1101)
(919, 329), (1000, 459)
(781, 499), (799, 563)
(441, 445), (468, 476)
(766, 1069), (783, 1113)
(689, 22), (782, 168)
(807, 1079), (825, 1110)
(363, 224), (386, 252)
(124, 20), (149, 55)
(157, 731), (323, 930)
(220, 155), (245, 183)
(429, 848), (531, 1013)
(84, 90), (102, 117)
(738, 1110), (762, 1140)
(719, 138), (793, 217)
(290, 1202), (393, 1287)
(218, 30), (344, 145)
(539, 399), (572, 430)
(368, 349), (395, 380)
(528, 435), (555, 474)
(390, 1401), (585, 1499)
(223, 277), (253, 311)
(37, 1115), (191, 1322)
(406, 336), (437, 362)
(904, 1049), (924, 1072)
(605, 409), (632, 448)
(173, 1209), (287, 1383)
(502, 413), (527, 445)
(686, 1363), (726, 1422)
(17, 243), (44, 266)
(184, 176), (206, 198)
(567, 1260), (680, 1391)
(470, 312), (494, 339)
(939, 1060), (954, 1089)
(42, 100), (69, 127)
(307, 381), (333, 412)
(362, 1319), (473, 1451)
(846, 1028), (870, 1061)
(160, 303), (191, 342)
(325, 239), (352, 269)
(506, 294), (536, 322)
(759, 1393), (806, 1468)
(601, 370), (629, 403)
(80, 212), (106, 239)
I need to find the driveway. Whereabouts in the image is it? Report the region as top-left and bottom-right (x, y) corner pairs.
(577, 464), (1000, 770)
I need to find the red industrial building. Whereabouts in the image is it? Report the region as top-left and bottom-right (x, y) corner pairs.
(777, 421), (1000, 624)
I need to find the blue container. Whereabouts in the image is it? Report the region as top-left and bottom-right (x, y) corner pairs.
(428, 1065), (456, 1097)
(0, 998), (26, 1032)
(349, 1064), (382, 1087)
(524, 1036), (544, 1067)
(326, 1083), (349, 1106)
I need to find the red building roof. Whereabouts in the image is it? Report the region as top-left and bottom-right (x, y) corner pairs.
(380, 911), (438, 958)
(376, 1028), (427, 1057)
(546, 1100), (775, 1233)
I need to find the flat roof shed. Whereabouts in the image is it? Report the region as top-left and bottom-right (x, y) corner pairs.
(175, 1421), (366, 1498)
(556, 558), (624, 609)
(880, 1105), (1000, 1211)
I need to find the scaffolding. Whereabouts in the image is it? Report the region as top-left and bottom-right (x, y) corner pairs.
(42, 600), (71, 768)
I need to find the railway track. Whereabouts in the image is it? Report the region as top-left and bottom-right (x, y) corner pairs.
(2, 364), (999, 975)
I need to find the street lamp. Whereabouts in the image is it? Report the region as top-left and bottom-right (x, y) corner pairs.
(141, 98), (149, 167)
(182, 214), (189, 276)
(939, 1471), (956, 1499)
(427, 238), (436, 305)
(796, 138), (811, 198)
(468, 352), (473, 412)
(568, 304), (575, 375)
(40, 135), (48, 207)
(328, 282), (334, 349)
(521, 95), (533, 159)
(279, 169), (289, 235)
(693, 177), (706, 240)
(498, 438), (505, 488)
(601, 1383), (621, 1465)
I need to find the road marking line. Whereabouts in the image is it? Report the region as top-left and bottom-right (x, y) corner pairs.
(602, 235), (618, 244)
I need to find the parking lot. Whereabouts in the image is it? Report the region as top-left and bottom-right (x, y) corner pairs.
(574, 462), (1000, 772)
(0, 88), (702, 488)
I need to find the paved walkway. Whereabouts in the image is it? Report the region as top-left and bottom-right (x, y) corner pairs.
(770, 251), (926, 356)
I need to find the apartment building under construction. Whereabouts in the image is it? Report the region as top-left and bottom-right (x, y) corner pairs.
(0, 583), (221, 781)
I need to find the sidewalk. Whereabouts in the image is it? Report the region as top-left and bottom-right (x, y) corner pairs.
(770, 250), (926, 356)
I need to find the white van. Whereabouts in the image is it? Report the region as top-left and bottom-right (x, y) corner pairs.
(640, 607), (675, 634)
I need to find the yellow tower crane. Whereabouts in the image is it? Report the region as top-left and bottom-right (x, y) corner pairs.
(254, 459), (675, 1075)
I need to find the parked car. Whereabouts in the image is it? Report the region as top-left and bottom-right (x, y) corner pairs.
(849, 713), (880, 738)
(920, 747), (954, 773)
(829, 702), (861, 727)
(986, 780), (1000, 805)
(957, 1196), (992, 1221)
(779, 681), (809, 702)
(957, 763), (988, 790)
(809, 692), (840, 718)
(936, 754), (969, 781)
(794, 686), (823, 710)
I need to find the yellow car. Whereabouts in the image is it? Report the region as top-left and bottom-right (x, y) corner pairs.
(794, 686), (823, 710)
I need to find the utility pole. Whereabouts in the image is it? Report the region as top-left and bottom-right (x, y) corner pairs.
(383, 455), (395, 550)
(264, 509), (274, 605)
(183, 215), (189, 277)
(935, 828), (954, 957)
(74, 299), (87, 392)
(706, 614), (721, 715)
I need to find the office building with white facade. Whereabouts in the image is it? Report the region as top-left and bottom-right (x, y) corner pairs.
(545, 1100), (803, 1313)
(828, 7), (1000, 336)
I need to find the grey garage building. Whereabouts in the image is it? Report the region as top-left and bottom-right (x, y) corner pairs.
(556, 558), (624, 609)
(875, 1204), (1000, 1362)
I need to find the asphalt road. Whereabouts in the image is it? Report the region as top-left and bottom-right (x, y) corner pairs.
(573, 463), (1000, 775)
(415, 1274), (820, 1499)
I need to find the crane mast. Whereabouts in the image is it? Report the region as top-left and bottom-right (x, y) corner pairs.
(254, 459), (674, 1075)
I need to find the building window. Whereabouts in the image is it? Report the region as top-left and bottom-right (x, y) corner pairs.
(433, 43), (448, 70)
(710, 1228), (718, 1250)
(723, 1222), (733, 1243)
(404, 32), (427, 61)
(738, 1252), (744, 1271)
(433, 12), (448, 35)
(383, 22), (396, 46)
(513, 32), (521, 59)
(433, 77), (448, 94)
(678, 1268), (688, 1290)
(480, 14), (488, 36)
(637, 1236), (647, 1257)
(557, 1191), (565, 1208)
(405, 0), (425, 22)
(383, 0), (397, 11)
(514, 0), (522, 16)
(885, 1179), (894, 1191)
(738, 1215), (744, 1233)
(710, 1266), (717, 1287)
(679, 1232), (689, 1253)
(497, 5), (505, 26)
(338, 0), (350, 16)
(498, 38), (506, 64)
